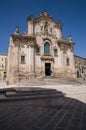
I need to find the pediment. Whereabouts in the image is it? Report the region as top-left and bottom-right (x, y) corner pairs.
(38, 11), (55, 23)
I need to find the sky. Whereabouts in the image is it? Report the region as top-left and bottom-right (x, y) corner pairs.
(0, 0), (86, 58)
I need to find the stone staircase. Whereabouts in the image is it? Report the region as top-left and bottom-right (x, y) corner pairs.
(0, 87), (64, 101)
(16, 77), (82, 87)
(43, 77), (82, 85)
(16, 78), (46, 87)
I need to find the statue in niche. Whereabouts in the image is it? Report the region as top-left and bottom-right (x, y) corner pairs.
(39, 22), (43, 33)
(50, 27), (52, 33)
(44, 22), (48, 34)
(40, 22), (49, 34)
(40, 25), (43, 31)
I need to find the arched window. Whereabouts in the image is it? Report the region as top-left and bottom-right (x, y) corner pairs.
(44, 42), (50, 55)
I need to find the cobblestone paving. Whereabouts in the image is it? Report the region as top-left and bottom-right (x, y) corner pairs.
(0, 89), (86, 130)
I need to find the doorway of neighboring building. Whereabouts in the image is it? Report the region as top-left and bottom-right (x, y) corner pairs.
(45, 63), (51, 76)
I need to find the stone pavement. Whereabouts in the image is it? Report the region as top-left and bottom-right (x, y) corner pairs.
(0, 79), (86, 130)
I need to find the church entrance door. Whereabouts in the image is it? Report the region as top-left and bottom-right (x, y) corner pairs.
(45, 63), (51, 76)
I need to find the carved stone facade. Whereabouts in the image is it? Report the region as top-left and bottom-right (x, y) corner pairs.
(7, 11), (76, 84)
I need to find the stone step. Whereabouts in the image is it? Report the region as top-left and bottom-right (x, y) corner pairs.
(17, 81), (79, 86)
(16, 77), (82, 87)
(15, 87), (57, 93)
(5, 88), (60, 97)
(0, 93), (63, 102)
(16, 80), (45, 86)
(0, 87), (64, 101)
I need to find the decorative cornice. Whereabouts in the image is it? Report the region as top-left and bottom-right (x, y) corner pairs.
(42, 37), (51, 42)
(11, 34), (36, 47)
(57, 40), (74, 52)
(57, 39), (74, 45)
(11, 34), (35, 41)
(41, 55), (54, 61)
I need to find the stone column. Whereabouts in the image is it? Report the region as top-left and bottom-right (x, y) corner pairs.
(27, 46), (35, 77)
(7, 40), (19, 84)
(31, 47), (35, 74)
(27, 21), (34, 35)
(61, 51), (65, 75)
(13, 44), (20, 82)
(27, 46), (32, 73)
(56, 29), (62, 39)
(69, 51), (76, 78)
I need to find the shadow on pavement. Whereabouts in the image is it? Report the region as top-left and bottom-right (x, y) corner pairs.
(0, 87), (86, 130)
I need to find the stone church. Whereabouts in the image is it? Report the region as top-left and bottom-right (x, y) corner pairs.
(7, 11), (76, 84)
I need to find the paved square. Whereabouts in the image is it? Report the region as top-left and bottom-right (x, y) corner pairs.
(0, 84), (86, 130)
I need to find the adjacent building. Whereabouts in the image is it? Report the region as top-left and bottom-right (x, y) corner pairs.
(0, 54), (7, 79)
(7, 11), (76, 84)
(74, 55), (86, 78)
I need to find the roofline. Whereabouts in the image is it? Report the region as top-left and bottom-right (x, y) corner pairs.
(0, 54), (7, 56)
(27, 11), (57, 24)
(74, 55), (86, 60)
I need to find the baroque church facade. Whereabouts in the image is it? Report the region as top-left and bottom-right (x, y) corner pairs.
(7, 11), (76, 84)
